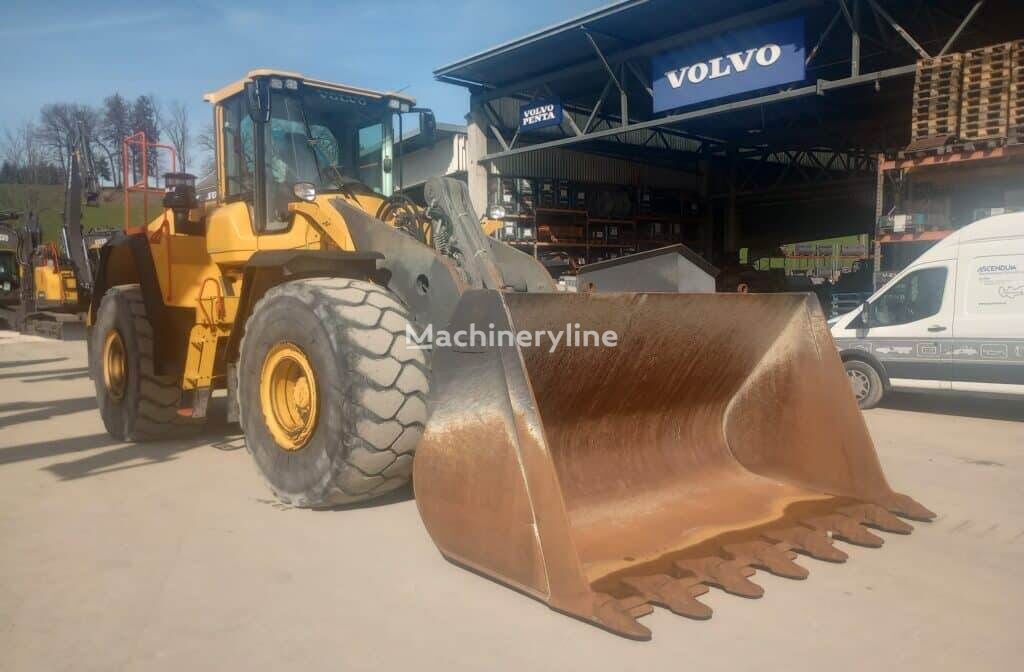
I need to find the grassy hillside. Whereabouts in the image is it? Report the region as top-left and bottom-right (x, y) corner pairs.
(0, 184), (161, 241)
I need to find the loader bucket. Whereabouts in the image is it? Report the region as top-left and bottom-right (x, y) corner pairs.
(414, 290), (934, 640)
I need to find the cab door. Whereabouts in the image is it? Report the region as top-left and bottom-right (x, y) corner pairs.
(863, 262), (955, 389)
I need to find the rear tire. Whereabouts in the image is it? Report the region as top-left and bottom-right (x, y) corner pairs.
(844, 359), (884, 410)
(238, 278), (429, 507)
(89, 285), (203, 441)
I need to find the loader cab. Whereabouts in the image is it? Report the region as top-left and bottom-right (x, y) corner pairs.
(206, 70), (433, 239)
(0, 225), (18, 304)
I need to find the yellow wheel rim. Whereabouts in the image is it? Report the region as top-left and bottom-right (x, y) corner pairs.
(260, 342), (319, 451)
(103, 329), (127, 402)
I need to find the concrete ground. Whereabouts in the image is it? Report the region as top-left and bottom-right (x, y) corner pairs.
(1, 331), (1022, 672)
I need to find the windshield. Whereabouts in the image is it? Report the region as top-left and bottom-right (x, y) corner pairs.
(0, 251), (16, 282)
(260, 87), (390, 226)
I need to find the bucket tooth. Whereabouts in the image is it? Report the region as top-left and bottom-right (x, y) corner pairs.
(674, 557), (764, 598)
(807, 515), (885, 548)
(841, 503), (914, 534)
(593, 594), (653, 640)
(621, 575), (714, 620)
(724, 541), (810, 580)
(881, 493), (937, 522)
(763, 527), (848, 563)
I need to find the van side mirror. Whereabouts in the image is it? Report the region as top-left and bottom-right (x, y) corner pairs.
(414, 108), (436, 144)
(859, 300), (872, 327)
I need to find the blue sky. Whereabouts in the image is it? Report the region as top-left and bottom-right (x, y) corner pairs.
(0, 0), (603, 131)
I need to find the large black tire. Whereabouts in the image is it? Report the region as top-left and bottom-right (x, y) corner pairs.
(238, 278), (429, 507)
(90, 285), (202, 440)
(844, 359), (885, 410)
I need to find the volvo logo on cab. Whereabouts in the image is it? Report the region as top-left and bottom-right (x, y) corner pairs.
(664, 44), (783, 89)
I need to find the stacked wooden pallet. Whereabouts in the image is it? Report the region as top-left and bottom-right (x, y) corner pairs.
(911, 53), (962, 141)
(1010, 40), (1024, 141)
(960, 42), (1013, 140)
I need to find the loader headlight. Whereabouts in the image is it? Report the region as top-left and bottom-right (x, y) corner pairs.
(488, 205), (506, 220)
(293, 182), (317, 202)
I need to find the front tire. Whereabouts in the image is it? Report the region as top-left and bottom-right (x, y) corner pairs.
(844, 359), (884, 410)
(238, 278), (429, 507)
(90, 285), (202, 440)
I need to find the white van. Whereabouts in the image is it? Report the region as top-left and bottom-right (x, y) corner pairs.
(830, 213), (1024, 408)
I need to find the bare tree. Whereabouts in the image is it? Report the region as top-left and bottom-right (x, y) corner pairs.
(1, 125), (28, 175)
(161, 100), (190, 174)
(1, 121), (48, 211)
(196, 120), (216, 177)
(37, 103), (99, 174)
(101, 93), (132, 186)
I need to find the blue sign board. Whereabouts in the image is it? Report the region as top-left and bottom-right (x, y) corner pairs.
(651, 17), (806, 113)
(520, 98), (563, 131)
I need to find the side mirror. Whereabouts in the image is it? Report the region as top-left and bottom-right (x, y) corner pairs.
(414, 108), (436, 144)
(244, 80), (271, 123)
(859, 300), (872, 327)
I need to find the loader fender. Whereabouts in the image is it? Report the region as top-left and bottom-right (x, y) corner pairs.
(90, 232), (190, 376)
(332, 197), (467, 334)
(224, 249), (383, 363)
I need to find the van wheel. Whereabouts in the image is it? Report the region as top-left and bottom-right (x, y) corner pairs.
(844, 360), (884, 410)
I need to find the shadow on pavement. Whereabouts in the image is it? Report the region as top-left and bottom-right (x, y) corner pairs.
(1, 398), (244, 480)
(0, 396), (98, 425)
(312, 483), (416, 511)
(881, 392), (1024, 422)
(0, 432), (115, 466)
(0, 357), (69, 369)
(43, 435), (214, 481)
(0, 366), (90, 382)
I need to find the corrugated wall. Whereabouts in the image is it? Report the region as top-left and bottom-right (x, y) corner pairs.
(488, 147), (700, 190)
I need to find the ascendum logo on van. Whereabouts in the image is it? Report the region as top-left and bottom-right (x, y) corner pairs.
(978, 264), (1018, 273)
(651, 16), (805, 113)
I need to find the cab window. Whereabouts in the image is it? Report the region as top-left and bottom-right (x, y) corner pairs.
(871, 267), (947, 327)
(357, 123), (384, 193)
(265, 94), (321, 230)
(222, 95), (254, 200)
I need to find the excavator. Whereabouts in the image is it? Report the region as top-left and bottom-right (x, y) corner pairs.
(5, 125), (115, 337)
(86, 70), (934, 640)
(0, 212), (19, 310)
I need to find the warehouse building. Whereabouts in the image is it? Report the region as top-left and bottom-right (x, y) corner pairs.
(434, 0), (1024, 293)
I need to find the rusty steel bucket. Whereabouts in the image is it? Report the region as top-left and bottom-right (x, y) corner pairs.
(414, 290), (934, 640)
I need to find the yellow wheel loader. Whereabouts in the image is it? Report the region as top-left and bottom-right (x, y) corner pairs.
(88, 70), (933, 640)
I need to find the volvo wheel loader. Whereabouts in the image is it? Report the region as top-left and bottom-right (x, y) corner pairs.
(88, 70), (934, 640)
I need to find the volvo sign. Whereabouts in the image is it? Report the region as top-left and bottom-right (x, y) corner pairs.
(520, 98), (563, 131)
(651, 17), (806, 113)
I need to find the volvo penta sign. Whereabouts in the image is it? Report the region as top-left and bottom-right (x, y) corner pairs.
(652, 17), (806, 113)
(520, 98), (563, 131)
